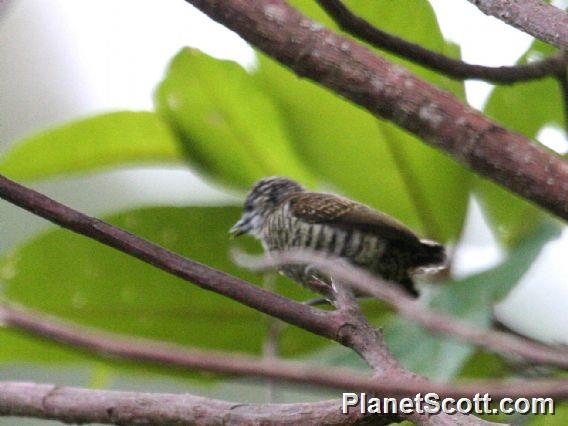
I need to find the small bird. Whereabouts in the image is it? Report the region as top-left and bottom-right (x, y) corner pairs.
(230, 177), (445, 299)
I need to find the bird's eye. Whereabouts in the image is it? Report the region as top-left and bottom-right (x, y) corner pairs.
(244, 200), (253, 211)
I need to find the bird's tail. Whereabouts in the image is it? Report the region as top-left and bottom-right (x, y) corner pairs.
(413, 239), (446, 268)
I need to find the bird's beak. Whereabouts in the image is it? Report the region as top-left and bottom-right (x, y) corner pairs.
(229, 217), (249, 238)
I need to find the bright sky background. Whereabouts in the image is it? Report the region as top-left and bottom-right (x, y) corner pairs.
(0, 0), (567, 343)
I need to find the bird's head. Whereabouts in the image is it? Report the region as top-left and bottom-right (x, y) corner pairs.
(230, 176), (304, 238)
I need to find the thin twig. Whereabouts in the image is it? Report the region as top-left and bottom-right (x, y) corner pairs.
(466, 0), (568, 51)
(316, 0), (564, 83)
(234, 249), (568, 370)
(183, 0), (568, 222)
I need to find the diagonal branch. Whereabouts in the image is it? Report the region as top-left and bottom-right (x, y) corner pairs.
(183, 0), (568, 222)
(316, 0), (564, 83)
(0, 174), (340, 341)
(235, 250), (568, 370)
(466, 0), (568, 51)
(0, 173), (408, 387)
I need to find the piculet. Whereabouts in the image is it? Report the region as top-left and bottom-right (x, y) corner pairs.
(230, 177), (446, 299)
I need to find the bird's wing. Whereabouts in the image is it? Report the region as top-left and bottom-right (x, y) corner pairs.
(289, 192), (421, 246)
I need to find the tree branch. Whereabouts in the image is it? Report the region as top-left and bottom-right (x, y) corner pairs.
(235, 250), (568, 370)
(0, 382), (377, 425)
(2, 378), (568, 426)
(0, 182), (503, 425)
(2, 2), (565, 424)
(183, 0), (568, 222)
(316, 0), (564, 83)
(0, 302), (400, 396)
(466, 0), (568, 51)
(0, 178), (469, 425)
(0, 173), (401, 378)
(4, 302), (567, 403)
(1, 302), (566, 425)
(324, 269), (403, 374)
(0, 176), (488, 425)
(0, 174), (341, 342)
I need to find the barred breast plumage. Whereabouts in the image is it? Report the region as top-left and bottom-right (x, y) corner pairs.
(261, 198), (415, 298)
(230, 177), (446, 299)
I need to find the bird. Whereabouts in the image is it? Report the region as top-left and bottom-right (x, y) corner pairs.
(230, 176), (446, 300)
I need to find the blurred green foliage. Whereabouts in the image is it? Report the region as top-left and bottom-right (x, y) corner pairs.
(0, 207), (323, 366)
(155, 49), (316, 188)
(0, 0), (564, 419)
(0, 111), (183, 181)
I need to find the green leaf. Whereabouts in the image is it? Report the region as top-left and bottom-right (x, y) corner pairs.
(0, 112), (182, 181)
(477, 41), (564, 246)
(0, 206), (329, 370)
(252, 0), (470, 242)
(154, 48), (315, 190)
(384, 222), (560, 380)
